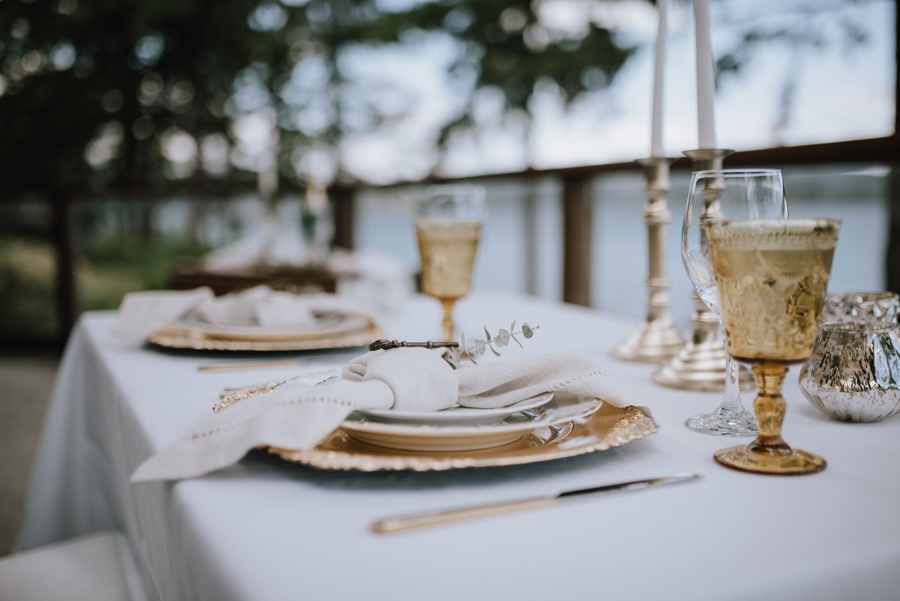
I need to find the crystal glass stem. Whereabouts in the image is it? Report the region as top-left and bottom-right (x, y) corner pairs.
(722, 355), (741, 409)
(440, 298), (456, 341)
(683, 323), (758, 437)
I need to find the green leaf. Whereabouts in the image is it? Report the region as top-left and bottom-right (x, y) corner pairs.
(509, 321), (523, 348)
(489, 343), (501, 356)
(496, 328), (510, 347)
(522, 323), (534, 338)
(460, 332), (467, 352)
(484, 326), (492, 342)
(476, 340), (486, 355)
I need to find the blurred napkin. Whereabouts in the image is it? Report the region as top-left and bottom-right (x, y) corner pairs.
(131, 349), (645, 482)
(111, 285), (367, 341)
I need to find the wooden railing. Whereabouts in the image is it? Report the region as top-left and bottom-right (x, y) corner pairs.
(352, 133), (900, 308)
(1, 132), (896, 352)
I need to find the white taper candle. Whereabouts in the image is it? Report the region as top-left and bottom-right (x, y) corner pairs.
(693, 0), (716, 149)
(650, 0), (668, 158)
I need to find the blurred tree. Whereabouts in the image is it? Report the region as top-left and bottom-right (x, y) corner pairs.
(0, 0), (636, 192)
(712, 0), (880, 143)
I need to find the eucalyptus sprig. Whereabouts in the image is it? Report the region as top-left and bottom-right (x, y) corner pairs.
(447, 321), (539, 367)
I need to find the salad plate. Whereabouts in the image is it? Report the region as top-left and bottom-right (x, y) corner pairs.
(342, 393), (594, 452)
(355, 392), (554, 427)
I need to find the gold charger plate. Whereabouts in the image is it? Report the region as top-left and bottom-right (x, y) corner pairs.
(146, 316), (383, 351)
(268, 402), (656, 472)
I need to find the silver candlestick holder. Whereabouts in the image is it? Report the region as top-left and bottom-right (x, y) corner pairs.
(613, 157), (686, 363)
(652, 148), (754, 392)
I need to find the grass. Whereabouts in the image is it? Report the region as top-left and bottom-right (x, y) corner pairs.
(0, 235), (208, 337)
(0, 239), (58, 338)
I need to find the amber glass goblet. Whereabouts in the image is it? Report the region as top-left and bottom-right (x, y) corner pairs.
(707, 218), (841, 474)
(415, 185), (485, 341)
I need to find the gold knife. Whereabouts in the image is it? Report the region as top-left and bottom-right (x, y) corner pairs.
(197, 359), (302, 372)
(371, 474), (701, 534)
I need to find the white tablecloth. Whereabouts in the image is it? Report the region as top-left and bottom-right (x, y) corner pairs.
(16, 293), (900, 601)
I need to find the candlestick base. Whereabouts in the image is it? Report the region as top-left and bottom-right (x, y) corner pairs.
(652, 292), (755, 392)
(613, 157), (686, 363)
(613, 317), (686, 363)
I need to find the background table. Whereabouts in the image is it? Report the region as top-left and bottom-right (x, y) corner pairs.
(16, 293), (900, 601)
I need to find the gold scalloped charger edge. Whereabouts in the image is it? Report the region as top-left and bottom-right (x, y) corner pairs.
(146, 322), (384, 351)
(267, 404), (656, 472)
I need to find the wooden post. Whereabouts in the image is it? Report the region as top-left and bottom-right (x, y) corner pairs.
(885, 1), (900, 293)
(888, 166), (900, 293)
(51, 190), (77, 343)
(562, 174), (592, 306)
(522, 179), (538, 296)
(330, 185), (354, 250)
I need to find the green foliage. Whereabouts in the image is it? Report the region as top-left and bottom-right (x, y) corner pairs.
(0, 0), (635, 192)
(344, 0), (634, 144)
(0, 238), (58, 337)
(0, 232), (209, 339)
(449, 321), (539, 366)
(80, 235), (208, 301)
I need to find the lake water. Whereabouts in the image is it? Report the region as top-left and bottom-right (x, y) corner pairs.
(354, 164), (889, 330)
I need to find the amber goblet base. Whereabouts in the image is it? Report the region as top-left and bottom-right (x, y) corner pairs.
(713, 362), (826, 475)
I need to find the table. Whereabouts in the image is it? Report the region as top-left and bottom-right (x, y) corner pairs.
(16, 293), (900, 601)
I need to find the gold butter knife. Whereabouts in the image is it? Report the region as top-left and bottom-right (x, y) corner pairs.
(371, 474), (701, 534)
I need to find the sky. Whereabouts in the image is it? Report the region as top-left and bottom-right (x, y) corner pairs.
(336, 0), (896, 183)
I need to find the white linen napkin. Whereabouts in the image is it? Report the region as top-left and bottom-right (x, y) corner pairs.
(110, 287), (215, 341)
(130, 350), (644, 482)
(111, 286), (369, 341)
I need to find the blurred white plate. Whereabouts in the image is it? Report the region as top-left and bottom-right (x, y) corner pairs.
(176, 311), (370, 341)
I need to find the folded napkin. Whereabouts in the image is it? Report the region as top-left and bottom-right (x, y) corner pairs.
(131, 350), (644, 482)
(111, 287), (215, 341)
(111, 286), (368, 341)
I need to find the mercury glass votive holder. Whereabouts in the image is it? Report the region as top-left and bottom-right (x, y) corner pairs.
(822, 292), (900, 324)
(799, 322), (900, 423)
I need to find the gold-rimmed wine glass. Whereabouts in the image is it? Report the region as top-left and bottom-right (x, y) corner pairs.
(706, 217), (840, 474)
(415, 185), (485, 341)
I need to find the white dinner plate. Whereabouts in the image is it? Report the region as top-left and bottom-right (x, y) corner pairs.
(356, 392), (554, 427)
(177, 311), (370, 341)
(342, 394), (601, 452)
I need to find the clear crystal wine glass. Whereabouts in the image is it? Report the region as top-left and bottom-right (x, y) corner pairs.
(681, 169), (787, 436)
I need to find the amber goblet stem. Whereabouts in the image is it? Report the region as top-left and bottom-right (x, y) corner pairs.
(747, 362), (791, 455)
(714, 359), (826, 475)
(440, 298), (456, 342)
